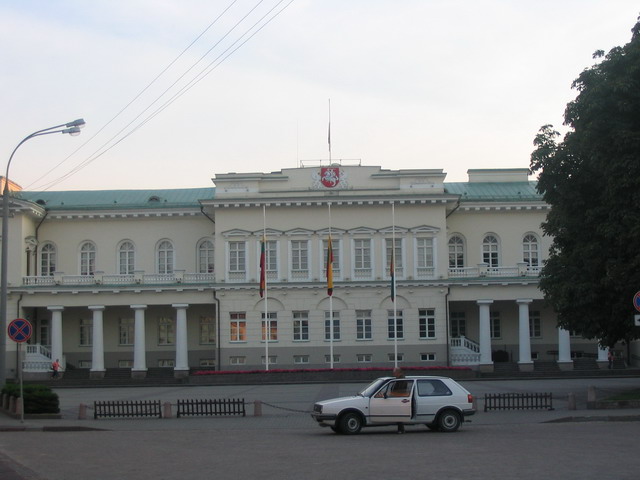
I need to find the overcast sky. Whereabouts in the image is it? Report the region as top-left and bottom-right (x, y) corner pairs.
(1, 1), (638, 191)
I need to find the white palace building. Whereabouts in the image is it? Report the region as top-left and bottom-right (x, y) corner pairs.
(1, 163), (635, 379)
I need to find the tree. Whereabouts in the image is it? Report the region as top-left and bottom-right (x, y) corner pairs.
(530, 17), (640, 349)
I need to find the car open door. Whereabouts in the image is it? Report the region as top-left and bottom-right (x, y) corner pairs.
(368, 379), (414, 423)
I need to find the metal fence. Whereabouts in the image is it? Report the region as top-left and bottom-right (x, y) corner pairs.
(484, 393), (553, 412)
(94, 400), (162, 419)
(176, 398), (246, 418)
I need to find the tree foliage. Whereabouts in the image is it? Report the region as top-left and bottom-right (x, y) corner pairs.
(530, 17), (640, 348)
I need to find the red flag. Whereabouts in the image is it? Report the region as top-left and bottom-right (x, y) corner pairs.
(259, 236), (266, 298)
(326, 236), (334, 296)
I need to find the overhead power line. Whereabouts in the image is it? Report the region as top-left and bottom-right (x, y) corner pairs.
(28, 0), (295, 191)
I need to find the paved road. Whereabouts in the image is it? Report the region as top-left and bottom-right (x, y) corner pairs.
(0, 377), (639, 479)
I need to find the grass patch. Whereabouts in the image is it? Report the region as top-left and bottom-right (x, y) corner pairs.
(604, 389), (640, 402)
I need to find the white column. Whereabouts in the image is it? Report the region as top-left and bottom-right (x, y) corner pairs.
(517, 299), (533, 366)
(131, 305), (147, 373)
(47, 306), (64, 369)
(557, 327), (572, 364)
(173, 303), (189, 373)
(89, 306), (105, 373)
(477, 300), (493, 366)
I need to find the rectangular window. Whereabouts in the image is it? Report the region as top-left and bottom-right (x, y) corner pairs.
(324, 311), (340, 341)
(354, 239), (371, 278)
(266, 240), (278, 273)
(118, 360), (133, 368)
(199, 358), (216, 367)
(450, 311), (466, 338)
(420, 353), (436, 362)
(387, 310), (404, 340)
(529, 310), (541, 338)
(79, 318), (92, 346)
(119, 318), (134, 345)
(416, 238), (434, 276)
(490, 311), (501, 339)
(158, 359), (175, 367)
(419, 308), (436, 339)
(323, 239), (340, 278)
(78, 360), (92, 369)
(39, 319), (50, 347)
(261, 312), (278, 341)
(158, 317), (175, 345)
(357, 353), (372, 363)
(230, 312), (246, 342)
(199, 316), (216, 344)
(229, 356), (246, 365)
(324, 354), (340, 364)
(387, 353), (404, 362)
(291, 240), (309, 278)
(293, 311), (309, 341)
(261, 355), (277, 366)
(293, 355), (309, 364)
(356, 310), (372, 340)
(228, 241), (246, 272)
(385, 238), (403, 277)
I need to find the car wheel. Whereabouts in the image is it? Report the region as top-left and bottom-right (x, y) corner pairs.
(339, 412), (363, 435)
(425, 423), (439, 431)
(437, 410), (461, 433)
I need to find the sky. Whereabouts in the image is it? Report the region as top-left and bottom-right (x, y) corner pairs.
(1, 0), (638, 191)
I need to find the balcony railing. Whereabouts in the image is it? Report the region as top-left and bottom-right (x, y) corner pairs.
(21, 263), (539, 287)
(23, 272), (216, 287)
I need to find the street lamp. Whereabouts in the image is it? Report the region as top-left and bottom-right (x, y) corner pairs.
(0, 119), (85, 386)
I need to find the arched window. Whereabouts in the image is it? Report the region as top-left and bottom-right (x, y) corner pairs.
(482, 234), (499, 268)
(119, 241), (135, 275)
(80, 241), (96, 276)
(522, 234), (539, 267)
(198, 239), (214, 273)
(157, 240), (174, 274)
(448, 235), (465, 268)
(40, 243), (56, 276)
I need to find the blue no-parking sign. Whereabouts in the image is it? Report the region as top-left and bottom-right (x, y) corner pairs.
(7, 318), (32, 343)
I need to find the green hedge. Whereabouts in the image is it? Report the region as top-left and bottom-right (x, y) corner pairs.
(1, 384), (60, 414)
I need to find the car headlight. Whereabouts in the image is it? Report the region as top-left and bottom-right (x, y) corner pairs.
(313, 404), (323, 414)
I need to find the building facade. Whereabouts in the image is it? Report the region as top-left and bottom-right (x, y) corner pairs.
(0, 164), (628, 379)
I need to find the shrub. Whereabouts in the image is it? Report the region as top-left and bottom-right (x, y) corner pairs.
(1, 384), (59, 414)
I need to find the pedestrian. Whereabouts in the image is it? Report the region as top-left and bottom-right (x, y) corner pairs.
(51, 358), (60, 379)
(607, 349), (614, 370)
(393, 367), (406, 434)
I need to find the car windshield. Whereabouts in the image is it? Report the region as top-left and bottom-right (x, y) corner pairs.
(358, 378), (390, 397)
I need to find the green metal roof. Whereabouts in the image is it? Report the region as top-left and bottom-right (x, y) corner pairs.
(18, 188), (216, 210)
(14, 181), (541, 211)
(444, 182), (541, 202)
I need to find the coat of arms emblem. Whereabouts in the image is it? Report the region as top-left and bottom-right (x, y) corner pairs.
(311, 167), (348, 189)
(321, 167), (340, 188)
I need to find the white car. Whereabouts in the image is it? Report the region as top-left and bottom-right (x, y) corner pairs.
(311, 376), (475, 434)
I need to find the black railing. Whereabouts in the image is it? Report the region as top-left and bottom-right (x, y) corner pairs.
(176, 398), (246, 418)
(484, 393), (553, 412)
(94, 400), (162, 419)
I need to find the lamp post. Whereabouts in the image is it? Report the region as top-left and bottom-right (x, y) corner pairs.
(0, 119), (85, 386)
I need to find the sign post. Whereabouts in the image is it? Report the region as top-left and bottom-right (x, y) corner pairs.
(7, 318), (33, 423)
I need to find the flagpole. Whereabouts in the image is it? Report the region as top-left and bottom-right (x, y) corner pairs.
(263, 205), (269, 372)
(328, 203), (334, 369)
(392, 202), (398, 369)
(328, 99), (331, 163)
